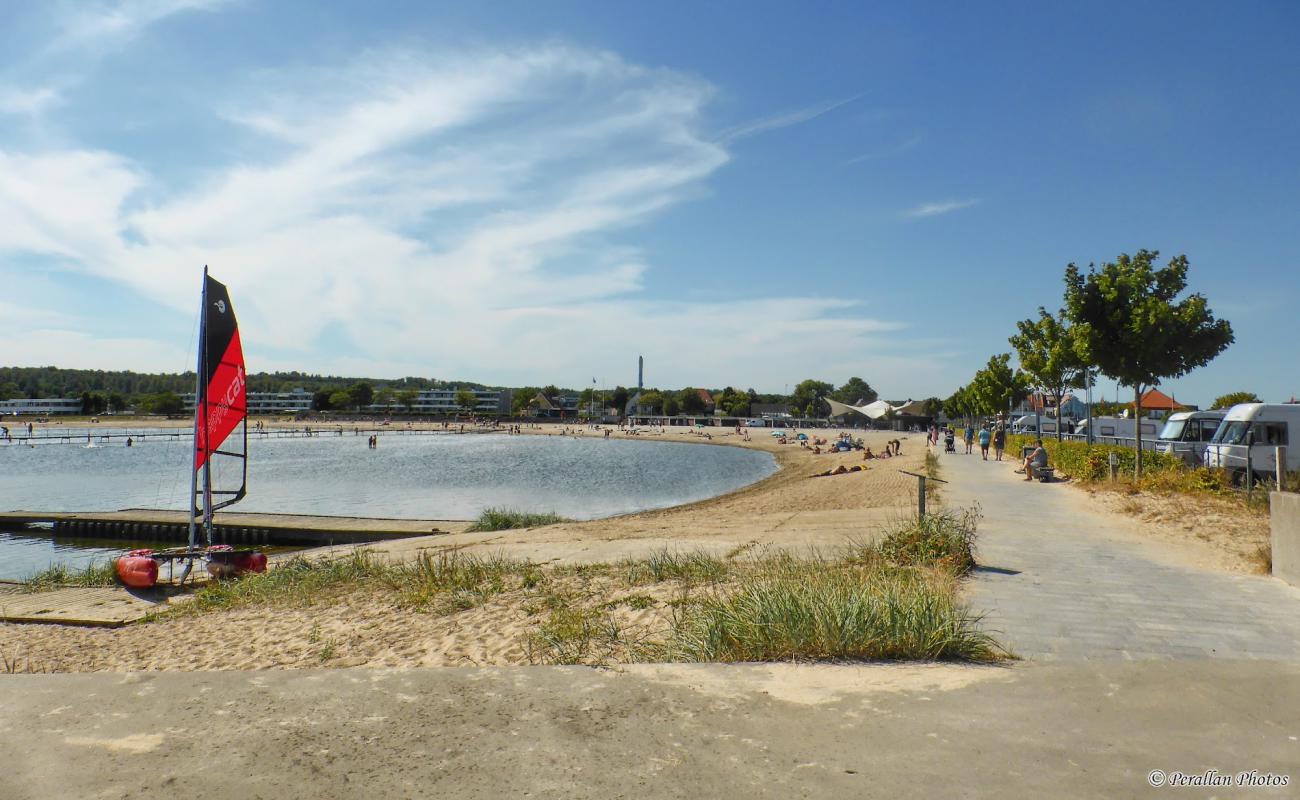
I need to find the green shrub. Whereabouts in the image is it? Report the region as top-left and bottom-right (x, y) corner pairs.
(1006, 435), (1185, 482)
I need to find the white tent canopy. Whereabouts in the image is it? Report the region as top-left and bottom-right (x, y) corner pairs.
(825, 398), (917, 420)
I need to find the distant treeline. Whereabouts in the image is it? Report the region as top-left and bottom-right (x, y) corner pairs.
(0, 366), (488, 403)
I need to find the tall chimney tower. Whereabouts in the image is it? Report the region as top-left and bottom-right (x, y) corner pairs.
(638, 355), (644, 391)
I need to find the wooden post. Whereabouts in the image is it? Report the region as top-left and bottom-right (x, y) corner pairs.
(917, 475), (926, 518)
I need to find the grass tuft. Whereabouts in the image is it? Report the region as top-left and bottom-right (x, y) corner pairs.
(650, 561), (1001, 663)
(466, 507), (570, 532)
(622, 548), (729, 585)
(22, 561), (117, 592)
(875, 508), (979, 574)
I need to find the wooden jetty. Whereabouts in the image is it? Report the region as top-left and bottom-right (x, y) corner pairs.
(0, 512), (469, 626)
(0, 509), (461, 547)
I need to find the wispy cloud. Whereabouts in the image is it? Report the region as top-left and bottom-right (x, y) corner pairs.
(902, 198), (980, 219)
(47, 0), (232, 54)
(718, 95), (861, 143)
(845, 133), (922, 165)
(0, 27), (946, 391)
(0, 86), (62, 116)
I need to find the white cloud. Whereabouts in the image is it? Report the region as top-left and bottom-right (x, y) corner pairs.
(902, 198), (980, 219)
(0, 86), (62, 116)
(719, 95), (861, 143)
(47, 0), (232, 54)
(0, 43), (948, 393)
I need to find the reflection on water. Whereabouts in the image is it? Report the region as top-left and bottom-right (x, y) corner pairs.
(0, 432), (776, 578)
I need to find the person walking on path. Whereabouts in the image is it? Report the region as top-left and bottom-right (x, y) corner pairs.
(993, 425), (1006, 461)
(964, 425), (975, 454)
(978, 426), (991, 460)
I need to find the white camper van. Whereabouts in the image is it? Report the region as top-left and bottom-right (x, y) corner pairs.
(1204, 403), (1300, 480)
(1011, 415), (1056, 435)
(1075, 415), (1159, 442)
(1157, 410), (1227, 466)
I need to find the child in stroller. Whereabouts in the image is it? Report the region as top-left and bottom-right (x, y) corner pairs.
(943, 428), (956, 453)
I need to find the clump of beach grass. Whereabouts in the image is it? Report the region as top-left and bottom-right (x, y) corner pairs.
(398, 549), (542, 611)
(874, 508), (979, 574)
(622, 548), (730, 586)
(177, 550), (393, 613)
(649, 559), (1000, 663)
(467, 507), (571, 532)
(22, 560), (117, 592)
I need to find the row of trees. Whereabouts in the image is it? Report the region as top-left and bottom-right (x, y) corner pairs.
(954, 250), (1234, 476)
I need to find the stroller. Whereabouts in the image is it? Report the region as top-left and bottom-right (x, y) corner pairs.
(943, 429), (956, 453)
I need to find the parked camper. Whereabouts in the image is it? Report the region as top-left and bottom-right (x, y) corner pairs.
(1157, 410), (1227, 466)
(1204, 403), (1300, 480)
(1075, 415), (1159, 442)
(1010, 415), (1070, 435)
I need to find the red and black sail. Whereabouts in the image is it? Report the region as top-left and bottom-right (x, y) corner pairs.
(195, 274), (246, 471)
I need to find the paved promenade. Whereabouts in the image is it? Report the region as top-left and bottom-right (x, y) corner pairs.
(940, 446), (1300, 661)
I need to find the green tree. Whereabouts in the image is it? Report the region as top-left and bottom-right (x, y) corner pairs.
(831, 377), (877, 406)
(921, 397), (944, 418)
(328, 390), (352, 411)
(312, 388), (335, 411)
(455, 388), (478, 413)
(397, 389), (419, 412)
(609, 386), (630, 414)
(0, 382), (21, 401)
(971, 354), (1030, 420)
(1009, 307), (1085, 440)
(374, 387), (395, 409)
(637, 390), (663, 413)
(792, 379), (834, 418)
(1065, 250), (1234, 476)
(347, 382), (374, 411)
(512, 387), (541, 414)
(1211, 391), (1261, 410)
(541, 385), (560, 400)
(678, 387), (706, 415)
(141, 391), (184, 415)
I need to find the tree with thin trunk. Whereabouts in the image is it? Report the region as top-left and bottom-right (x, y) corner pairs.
(1009, 307), (1084, 441)
(971, 354), (1030, 422)
(1065, 250), (1233, 477)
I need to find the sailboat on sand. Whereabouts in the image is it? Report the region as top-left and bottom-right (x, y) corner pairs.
(115, 268), (266, 588)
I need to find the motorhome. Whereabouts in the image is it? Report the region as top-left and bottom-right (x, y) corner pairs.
(1074, 415), (1159, 442)
(1010, 415), (1065, 435)
(1157, 410), (1227, 466)
(1204, 403), (1300, 480)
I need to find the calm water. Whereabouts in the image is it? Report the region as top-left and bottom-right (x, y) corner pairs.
(0, 432), (776, 578)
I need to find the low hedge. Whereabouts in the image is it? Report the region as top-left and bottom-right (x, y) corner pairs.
(1005, 434), (1187, 482)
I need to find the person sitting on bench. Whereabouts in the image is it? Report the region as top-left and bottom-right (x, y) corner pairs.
(1023, 439), (1048, 481)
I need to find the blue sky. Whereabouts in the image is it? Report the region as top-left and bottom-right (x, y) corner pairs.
(1, 1), (1296, 404)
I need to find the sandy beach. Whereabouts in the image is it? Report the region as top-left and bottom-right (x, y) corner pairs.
(0, 416), (1269, 672)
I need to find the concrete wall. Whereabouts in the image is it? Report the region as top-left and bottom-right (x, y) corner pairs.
(1271, 491), (1300, 587)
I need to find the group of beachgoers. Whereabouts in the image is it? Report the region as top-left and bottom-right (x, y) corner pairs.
(929, 423), (1008, 461)
(928, 422), (1051, 481)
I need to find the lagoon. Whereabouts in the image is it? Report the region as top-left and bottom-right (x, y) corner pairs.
(0, 431), (776, 578)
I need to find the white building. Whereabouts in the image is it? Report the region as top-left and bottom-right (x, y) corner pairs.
(0, 397), (83, 416)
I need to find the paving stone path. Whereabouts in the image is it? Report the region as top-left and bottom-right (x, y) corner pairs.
(939, 447), (1300, 661)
